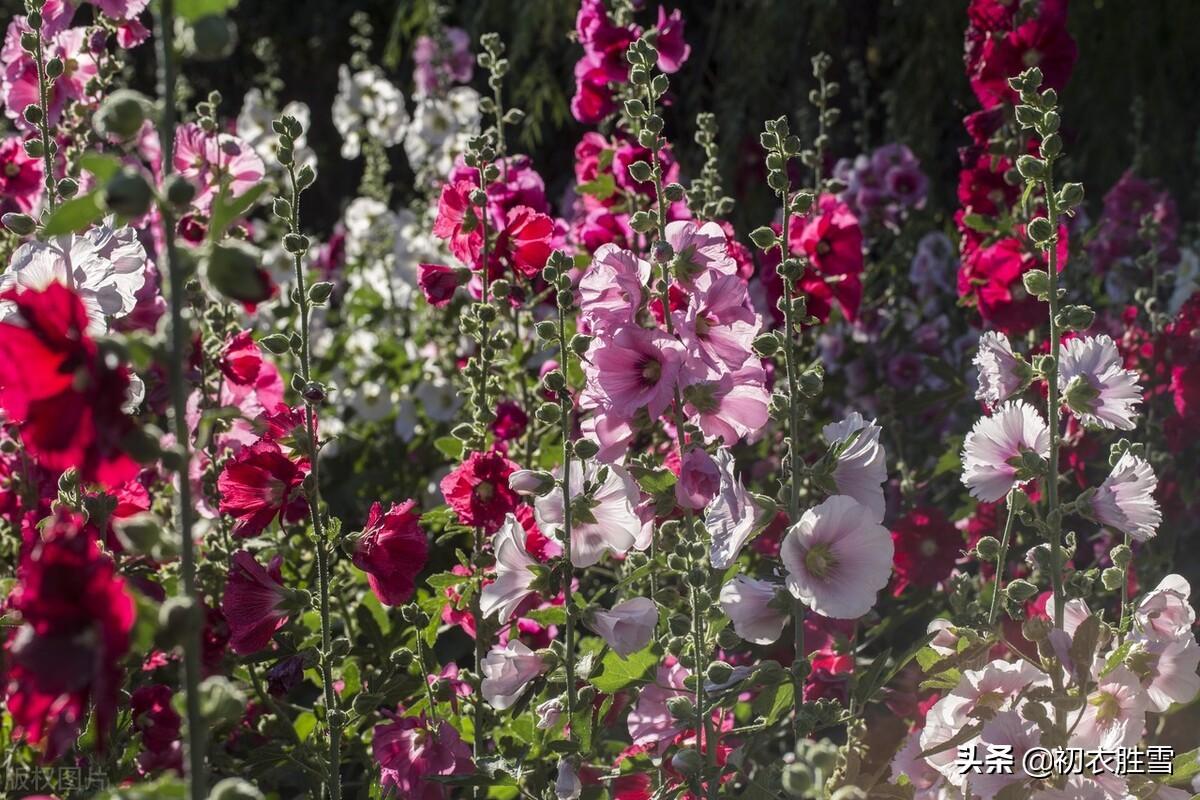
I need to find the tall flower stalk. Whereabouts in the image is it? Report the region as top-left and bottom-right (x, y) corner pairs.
(21, 0), (59, 212)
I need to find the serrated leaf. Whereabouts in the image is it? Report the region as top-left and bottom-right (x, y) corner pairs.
(42, 192), (103, 235)
(1168, 747), (1200, 786)
(590, 644), (660, 693)
(524, 606), (567, 627)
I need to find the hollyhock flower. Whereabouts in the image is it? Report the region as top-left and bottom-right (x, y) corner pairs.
(405, 87), (481, 180)
(222, 550), (291, 654)
(0, 135), (42, 214)
(481, 640), (549, 710)
(440, 449), (520, 533)
(351, 500), (428, 606)
(1073, 666), (1146, 748)
(3, 512), (134, 758)
(1, 224), (152, 334)
(718, 575), (788, 645)
(172, 123), (265, 210)
(432, 179), (482, 267)
(627, 660), (690, 752)
(417, 262), (467, 308)
(0, 282), (139, 486)
(822, 412), (887, 521)
(957, 153), (1019, 218)
(1059, 334), (1142, 430)
(961, 400), (1050, 502)
(1090, 451), (1160, 542)
(412, 27), (474, 96)
(682, 360), (771, 444)
(974, 331), (1030, 408)
(491, 401), (529, 443)
(890, 507), (963, 596)
(706, 447), (764, 568)
(237, 88), (315, 177)
(970, 711), (1042, 799)
(579, 244), (651, 332)
(480, 514), (539, 622)
(495, 205), (555, 279)
(970, 9), (1077, 108)
(890, 730), (949, 800)
(675, 272), (759, 369)
(2, 24), (97, 131)
(1089, 170), (1180, 274)
(374, 713), (472, 800)
(587, 596), (657, 657)
(781, 495), (894, 619)
(587, 326), (686, 420)
(664, 220), (736, 287)
(1133, 574), (1194, 641)
(960, 229), (1068, 335)
(535, 459), (643, 567)
(131, 684), (183, 775)
(1129, 637), (1200, 713)
(790, 196), (865, 322)
(217, 439), (310, 538)
(673, 447), (719, 510)
(556, 760), (582, 800)
(332, 65), (409, 159)
(653, 7), (690, 73)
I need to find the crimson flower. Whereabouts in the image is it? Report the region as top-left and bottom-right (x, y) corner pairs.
(222, 550), (291, 655)
(374, 712), (473, 800)
(440, 449), (521, 533)
(432, 179), (482, 267)
(890, 507), (964, 596)
(417, 263), (466, 308)
(495, 205), (555, 279)
(217, 438), (310, 538)
(0, 282), (140, 487)
(131, 684), (183, 775)
(3, 511), (135, 758)
(351, 500), (429, 606)
(788, 195), (865, 322)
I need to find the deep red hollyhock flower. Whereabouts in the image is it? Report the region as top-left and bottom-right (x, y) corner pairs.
(373, 711), (473, 800)
(496, 205), (555, 279)
(890, 507), (964, 596)
(219, 330), (271, 386)
(490, 401), (529, 442)
(786, 195), (865, 323)
(967, 0), (1018, 33)
(803, 649), (853, 703)
(956, 153), (1018, 218)
(957, 226), (1067, 335)
(0, 135), (43, 214)
(417, 263), (466, 308)
(439, 449), (520, 532)
(0, 283), (140, 487)
(351, 500), (428, 606)
(222, 550), (291, 655)
(432, 179), (482, 267)
(969, 2), (1076, 107)
(131, 684), (183, 775)
(963, 107), (1006, 146)
(3, 511), (135, 758)
(217, 439), (310, 538)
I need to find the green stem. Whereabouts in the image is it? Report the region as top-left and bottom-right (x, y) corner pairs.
(30, 12), (57, 212)
(153, 3), (205, 797)
(414, 633), (441, 727)
(286, 162), (341, 800)
(987, 491), (1018, 627)
(558, 302), (578, 742)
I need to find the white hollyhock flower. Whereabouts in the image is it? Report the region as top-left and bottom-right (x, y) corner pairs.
(587, 596), (657, 657)
(403, 86), (481, 180)
(236, 88), (315, 175)
(780, 495), (893, 619)
(1, 224), (150, 334)
(718, 575), (788, 645)
(961, 401), (1050, 503)
(480, 514), (538, 623)
(1091, 451), (1161, 542)
(706, 447), (764, 568)
(822, 412), (887, 521)
(973, 331), (1029, 408)
(332, 65), (409, 159)
(1133, 574), (1194, 641)
(1059, 334), (1142, 430)
(480, 640), (548, 710)
(535, 460), (642, 568)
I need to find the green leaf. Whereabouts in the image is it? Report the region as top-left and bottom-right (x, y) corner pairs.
(425, 571), (468, 590)
(434, 436), (464, 460)
(42, 192), (103, 235)
(525, 606), (567, 627)
(79, 152), (123, 183)
(176, 0), (239, 22)
(1168, 747), (1200, 786)
(933, 437), (963, 478)
(629, 465), (677, 494)
(207, 181), (268, 242)
(751, 681), (794, 726)
(590, 644), (661, 693)
(577, 173), (616, 201)
(293, 711), (317, 742)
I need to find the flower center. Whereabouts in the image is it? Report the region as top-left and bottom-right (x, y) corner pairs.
(920, 538), (938, 557)
(803, 543), (836, 579)
(4, 162), (19, 177)
(1090, 690), (1121, 726)
(816, 240), (832, 257)
(640, 358), (662, 385)
(695, 313), (712, 337)
(475, 481), (495, 502)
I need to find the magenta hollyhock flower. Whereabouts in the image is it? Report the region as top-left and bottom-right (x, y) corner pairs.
(788, 195), (865, 322)
(213, 331), (285, 448)
(672, 446), (720, 510)
(351, 500), (428, 606)
(781, 495), (894, 619)
(889, 506), (963, 596)
(675, 271), (760, 370)
(172, 123), (265, 210)
(417, 262), (467, 308)
(0, 135), (43, 214)
(217, 439), (310, 538)
(222, 550), (291, 655)
(131, 684), (183, 775)
(682, 359), (771, 445)
(439, 449), (521, 533)
(2, 24), (97, 131)
(588, 325), (686, 420)
(970, 6), (1077, 108)
(495, 205), (555, 279)
(432, 179), (482, 267)
(959, 226), (1068, 336)
(374, 713), (472, 800)
(960, 400), (1050, 502)
(412, 26), (473, 96)
(490, 400), (529, 443)
(653, 7), (690, 73)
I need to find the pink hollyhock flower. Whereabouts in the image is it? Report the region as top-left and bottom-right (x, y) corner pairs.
(664, 220), (736, 287)
(781, 495), (893, 619)
(481, 640), (550, 710)
(417, 262), (467, 308)
(890, 506), (962, 596)
(587, 596), (657, 657)
(683, 359), (771, 445)
(373, 713), (472, 800)
(131, 684), (182, 775)
(890, 730), (950, 799)
(970, 711), (1042, 799)
(495, 205), (555, 279)
(675, 272), (759, 370)
(480, 514), (538, 623)
(1130, 637), (1200, 713)
(790, 196), (865, 322)
(974, 330), (1030, 408)
(822, 411), (887, 521)
(440, 449), (521, 533)
(535, 459), (643, 567)
(573, 207), (634, 252)
(1073, 666), (1146, 749)
(0, 282), (140, 487)
(959, 228), (1068, 335)
(960, 400), (1050, 502)
(412, 27), (473, 96)
(0, 135), (42, 214)
(579, 244), (651, 332)
(1090, 451), (1160, 542)
(351, 500), (428, 606)
(2, 24), (96, 131)
(672, 447), (719, 510)
(217, 438), (310, 538)
(1133, 574), (1194, 641)
(653, 7), (690, 73)
(3, 511), (134, 759)
(202, 331), (286, 451)
(588, 326), (686, 419)
(432, 179), (482, 267)
(491, 400), (529, 442)
(172, 123), (265, 210)
(627, 660), (690, 752)
(222, 550), (291, 654)
(705, 447), (765, 568)
(718, 575), (788, 645)
(1059, 334), (1142, 430)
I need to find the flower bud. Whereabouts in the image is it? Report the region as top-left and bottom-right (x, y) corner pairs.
(1101, 567), (1124, 592)
(1015, 155), (1046, 180)
(1005, 578), (1038, 602)
(1026, 217), (1054, 244)
(95, 89), (148, 140)
(670, 748), (703, 777)
(509, 469), (555, 497)
(1109, 544), (1132, 569)
(308, 281), (333, 304)
(101, 167), (154, 218)
(975, 535), (1001, 561)
(208, 778), (265, 800)
(164, 173), (197, 207)
(1022, 269), (1050, 298)
(186, 14), (238, 61)
(204, 241), (273, 304)
(705, 661), (734, 685)
(2, 212), (36, 235)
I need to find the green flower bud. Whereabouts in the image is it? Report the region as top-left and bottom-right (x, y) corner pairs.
(164, 173), (197, 207)
(100, 167), (154, 218)
(2, 212), (36, 236)
(1005, 578), (1039, 602)
(1015, 155), (1047, 180)
(1026, 217), (1054, 244)
(975, 535), (1001, 561)
(205, 241), (273, 304)
(1022, 269), (1051, 299)
(95, 89), (148, 140)
(186, 15), (238, 61)
(1101, 567), (1124, 592)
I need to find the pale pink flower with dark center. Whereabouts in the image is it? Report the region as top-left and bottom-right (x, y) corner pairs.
(1073, 666), (1146, 749)
(674, 271), (760, 370)
(1059, 334), (1142, 430)
(587, 325), (685, 419)
(2, 23), (97, 131)
(587, 596), (657, 657)
(682, 358), (770, 444)
(535, 459), (643, 567)
(627, 660), (689, 753)
(480, 514), (538, 623)
(1128, 636), (1200, 713)
(173, 122), (265, 211)
(822, 411), (887, 521)
(664, 219), (735, 288)
(961, 400), (1050, 502)
(673, 447), (719, 510)
(970, 711), (1041, 799)
(1091, 451), (1160, 542)
(578, 244), (650, 332)
(780, 495), (893, 619)
(1133, 574), (1194, 641)
(480, 640), (549, 710)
